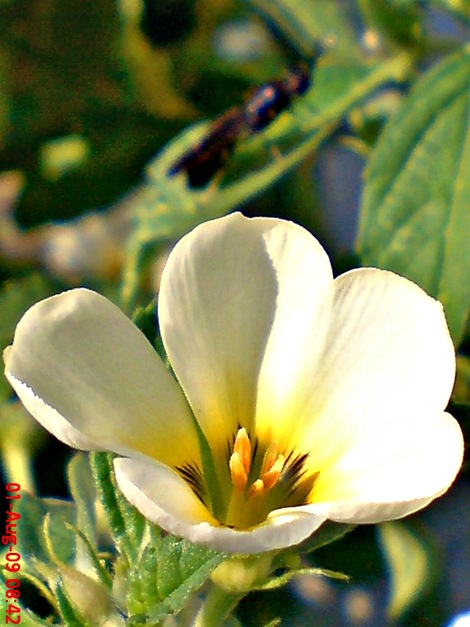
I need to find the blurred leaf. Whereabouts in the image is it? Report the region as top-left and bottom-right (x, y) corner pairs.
(360, 0), (424, 49)
(0, 0), (122, 146)
(297, 522), (356, 554)
(247, 0), (360, 56)
(0, 274), (54, 356)
(55, 579), (93, 627)
(357, 47), (470, 345)
(0, 401), (44, 493)
(140, 0), (197, 47)
(67, 453), (98, 546)
(14, 114), (183, 226)
(390, 0), (470, 19)
(0, 580), (51, 626)
(15, 493), (77, 579)
(0, 273), (53, 401)
(311, 525), (384, 582)
(378, 521), (432, 620)
(58, 564), (123, 626)
(455, 355), (470, 404)
(122, 53), (412, 308)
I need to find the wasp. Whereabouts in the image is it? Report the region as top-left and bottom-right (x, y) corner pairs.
(168, 65), (311, 188)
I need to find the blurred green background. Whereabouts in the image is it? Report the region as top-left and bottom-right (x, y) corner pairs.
(0, 0), (469, 625)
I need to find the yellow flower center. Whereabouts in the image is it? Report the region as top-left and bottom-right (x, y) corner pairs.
(177, 428), (318, 530)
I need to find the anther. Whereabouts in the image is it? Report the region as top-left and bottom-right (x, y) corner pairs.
(260, 441), (279, 476)
(229, 452), (248, 491)
(229, 428), (252, 491)
(233, 428), (252, 473)
(248, 479), (265, 498)
(262, 454), (285, 491)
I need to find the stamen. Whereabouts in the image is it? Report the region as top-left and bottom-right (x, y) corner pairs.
(233, 428), (252, 473)
(248, 479), (265, 498)
(260, 441), (279, 476)
(262, 454), (285, 490)
(229, 452), (248, 491)
(224, 431), (315, 529)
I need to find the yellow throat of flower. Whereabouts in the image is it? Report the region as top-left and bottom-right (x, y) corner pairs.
(177, 427), (318, 531)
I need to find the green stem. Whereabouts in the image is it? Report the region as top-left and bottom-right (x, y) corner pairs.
(194, 585), (244, 627)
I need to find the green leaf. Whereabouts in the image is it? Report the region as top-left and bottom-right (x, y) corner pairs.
(357, 47), (470, 345)
(67, 453), (98, 545)
(58, 564), (123, 626)
(55, 580), (93, 627)
(390, 0), (469, 19)
(122, 53), (412, 309)
(0, 0), (122, 148)
(377, 521), (432, 620)
(359, 0), (423, 49)
(14, 492), (77, 580)
(246, 0), (360, 56)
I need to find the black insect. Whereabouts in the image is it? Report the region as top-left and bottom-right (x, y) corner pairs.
(168, 107), (243, 188)
(168, 65), (311, 188)
(242, 65), (310, 133)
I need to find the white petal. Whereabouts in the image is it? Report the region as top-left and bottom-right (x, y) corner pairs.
(115, 458), (327, 554)
(159, 212), (333, 454)
(292, 268), (456, 469)
(309, 410), (464, 523)
(4, 289), (198, 468)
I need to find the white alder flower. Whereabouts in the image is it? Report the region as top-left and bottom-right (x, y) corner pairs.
(3, 213), (464, 554)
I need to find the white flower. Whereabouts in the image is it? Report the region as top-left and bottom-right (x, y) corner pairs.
(3, 213), (463, 554)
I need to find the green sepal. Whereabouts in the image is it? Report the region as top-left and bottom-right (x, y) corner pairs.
(90, 451), (146, 562)
(131, 298), (160, 350)
(127, 535), (225, 624)
(252, 566), (349, 592)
